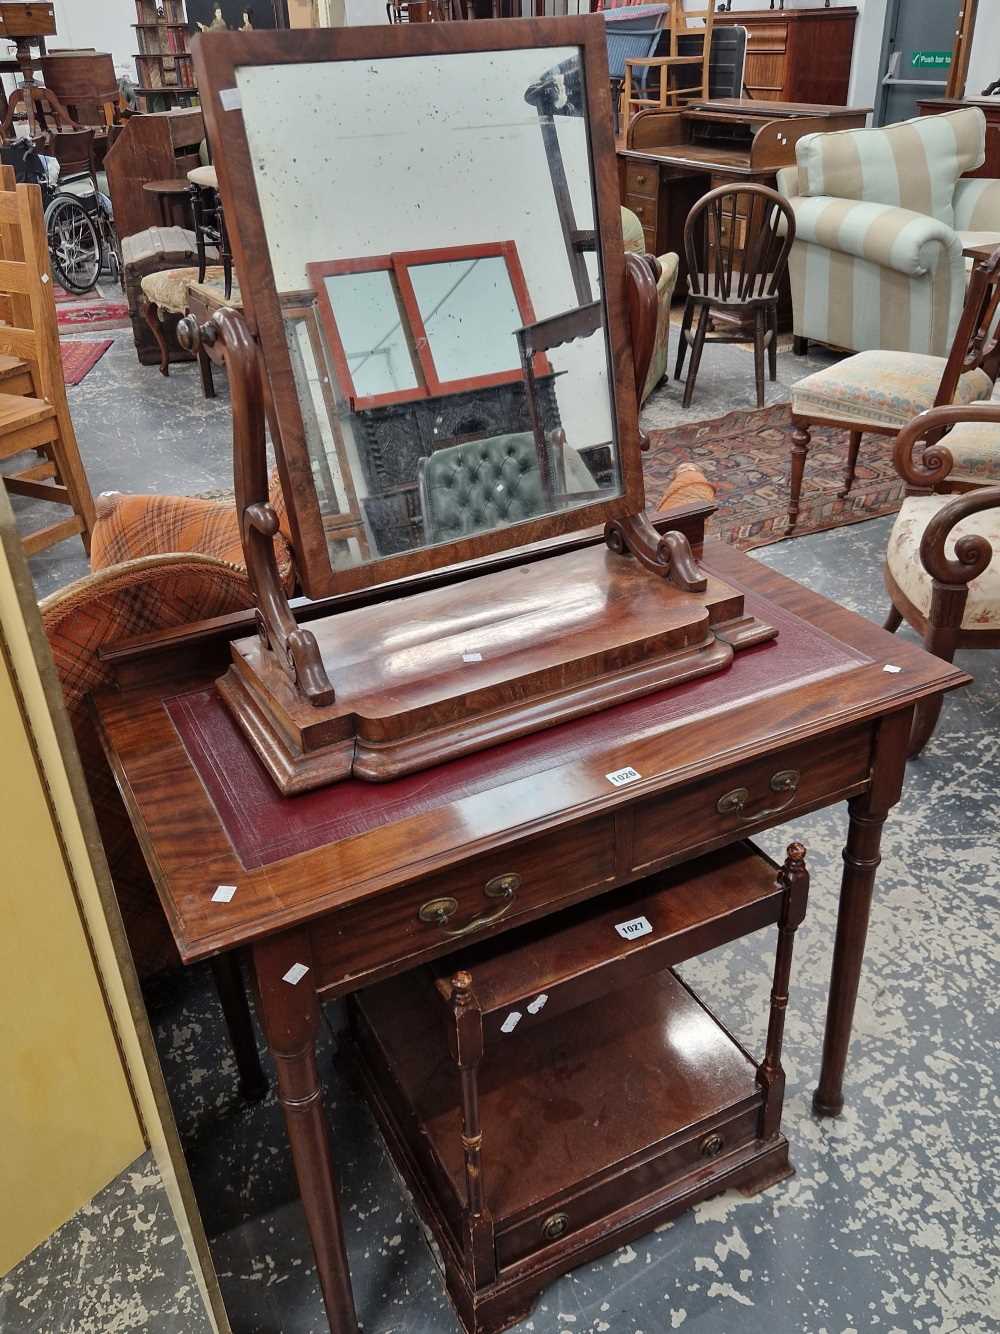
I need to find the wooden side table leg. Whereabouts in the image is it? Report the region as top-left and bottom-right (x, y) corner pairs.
(813, 709), (911, 1117)
(253, 932), (359, 1334)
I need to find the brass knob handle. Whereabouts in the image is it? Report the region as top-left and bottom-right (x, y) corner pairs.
(417, 875), (520, 939)
(636, 172), (647, 184)
(634, 204), (645, 216)
(716, 769), (800, 823)
(700, 1133), (724, 1158)
(541, 1211), (569, 1241)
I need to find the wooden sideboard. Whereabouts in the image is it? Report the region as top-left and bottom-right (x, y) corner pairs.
(918, 97), (1000, 180)
(716, 7), (859, 107)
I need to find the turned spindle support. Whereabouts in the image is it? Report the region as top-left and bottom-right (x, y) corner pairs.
(757, 841), (809, 1138)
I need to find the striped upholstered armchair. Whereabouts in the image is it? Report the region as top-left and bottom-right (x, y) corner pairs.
(776, 107), (1000, 358)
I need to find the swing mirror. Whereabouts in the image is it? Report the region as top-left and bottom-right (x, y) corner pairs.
(194, 18), (644, 597)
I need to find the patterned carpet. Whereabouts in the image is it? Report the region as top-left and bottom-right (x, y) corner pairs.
(644, 403), (905, 549)
(60, 338), (112, 386)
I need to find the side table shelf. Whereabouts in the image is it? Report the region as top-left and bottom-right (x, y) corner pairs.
(350, 839), (810, 1334)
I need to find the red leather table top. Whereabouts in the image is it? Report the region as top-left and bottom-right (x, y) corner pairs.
(165, 580), (868, 870)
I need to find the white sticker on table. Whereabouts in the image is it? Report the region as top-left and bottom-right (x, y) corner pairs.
(615, 915), (653, 941)
(500, 1010), (522, 1034)
(606, 766), (641, 787)
(527, 993), (548, 1015)
(212, 884), (237, 903)
(462, 652), (483, 663)
(282, 962), (310, 986)
(219, 87), (242, 111)
(883, 664), (902, 673)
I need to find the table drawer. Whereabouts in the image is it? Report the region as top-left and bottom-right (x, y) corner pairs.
(495, 1101), (761, 1269)
(311, 816), (616, 995)
(623, 192), (657, 235)
(624, 161), (657, 199)
(631, 725), (871, 873)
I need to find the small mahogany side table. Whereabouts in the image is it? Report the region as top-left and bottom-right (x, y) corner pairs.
(95, 526), (967, 1334)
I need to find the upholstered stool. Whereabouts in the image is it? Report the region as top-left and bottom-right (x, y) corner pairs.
(140, 264), (226, 385)
(122, 226), (208, 368)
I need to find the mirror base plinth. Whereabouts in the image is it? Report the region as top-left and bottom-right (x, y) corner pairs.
(217, 543), (777, 795)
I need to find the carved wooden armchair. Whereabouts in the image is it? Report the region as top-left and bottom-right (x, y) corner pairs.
(787, 247), (1000, 531)
(884, 402), (1000, 756)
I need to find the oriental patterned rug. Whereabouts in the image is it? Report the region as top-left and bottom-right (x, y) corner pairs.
(60, 338), (113, 385)
(644, 402), (905, 550)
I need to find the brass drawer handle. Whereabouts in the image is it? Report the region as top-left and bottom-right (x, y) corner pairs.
(541, 1211), (569, 1241)
(716, 769), (800, 822)
(700, 1133), (724, 1158)
(634, 172), (648, 185)
(418, 874), (520, 939)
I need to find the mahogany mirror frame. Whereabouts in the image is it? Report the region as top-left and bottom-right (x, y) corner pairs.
(192, 17), (645, 600)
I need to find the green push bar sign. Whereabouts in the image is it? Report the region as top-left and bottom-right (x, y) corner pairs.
(912, 50), (952, 69)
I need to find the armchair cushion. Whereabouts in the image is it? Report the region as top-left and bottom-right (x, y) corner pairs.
(935, 417), (1000, 485)
(795, 107), (985, 229)
(90, 467), (294, 592)
(791, 350), (992, 430)
(621, 205), (679, 402)
(886, 493), (1000, 629)
(788, 196), (961, 278)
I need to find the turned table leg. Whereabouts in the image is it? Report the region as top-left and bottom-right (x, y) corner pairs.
(813, 709), (911, 1117)
(253, 931), (359, 1334)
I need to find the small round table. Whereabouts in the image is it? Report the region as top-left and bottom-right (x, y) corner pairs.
(142, 178), (191, 228)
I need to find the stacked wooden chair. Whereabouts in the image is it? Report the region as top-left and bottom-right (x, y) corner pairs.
(622, 0), (714, 128)
(0, 167), (95, 555)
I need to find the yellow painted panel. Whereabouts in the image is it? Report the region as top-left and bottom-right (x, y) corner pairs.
(0, 651), (144, 1276)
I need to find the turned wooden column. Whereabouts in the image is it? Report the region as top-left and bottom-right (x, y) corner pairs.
(814, 708), (912, 1117)
(449, 971), (496, 1290)
(757, 842), (809, 1139)
(253, 930), (359, 1334)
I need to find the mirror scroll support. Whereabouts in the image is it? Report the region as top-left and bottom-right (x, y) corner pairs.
(179, 309), (336, 708)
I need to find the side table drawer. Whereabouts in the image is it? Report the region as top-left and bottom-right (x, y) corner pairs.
(312, 816), (616, 995)
(495, 1101), (761, 1270)
(631, 725), (871, 872)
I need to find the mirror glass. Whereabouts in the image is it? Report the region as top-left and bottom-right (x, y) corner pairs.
(236, 45), (621, 568)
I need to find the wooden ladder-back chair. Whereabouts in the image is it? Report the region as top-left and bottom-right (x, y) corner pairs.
(787, 247), (1000, 531)
(675, 183), (796, 409)
(0, 166), (95, 555)
(622, 0), (714, 127)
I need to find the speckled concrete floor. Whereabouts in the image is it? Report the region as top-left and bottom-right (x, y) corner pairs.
(3, 327), (998, 1333)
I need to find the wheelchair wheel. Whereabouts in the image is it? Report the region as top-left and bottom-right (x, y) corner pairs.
(44, 193), (101, 294)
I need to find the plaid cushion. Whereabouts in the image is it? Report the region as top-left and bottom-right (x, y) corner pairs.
(89, 468), (295, 593)
(41, 555), (256, 977)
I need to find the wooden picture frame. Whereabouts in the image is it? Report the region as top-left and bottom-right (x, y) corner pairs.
(192, 18), (642, 600)
(309, 241), (552, 410)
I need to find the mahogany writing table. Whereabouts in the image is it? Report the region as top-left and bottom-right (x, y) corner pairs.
(95, 536), (966, 1334)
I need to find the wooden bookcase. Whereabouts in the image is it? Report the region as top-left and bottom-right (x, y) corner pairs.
(132, 0), (197, 108)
